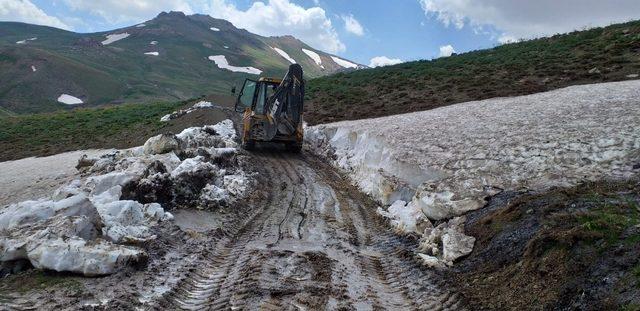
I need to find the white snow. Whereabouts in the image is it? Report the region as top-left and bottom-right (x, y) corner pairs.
(160, 101), (219, 122)
(331, 56), (358, 69)
(101, 33), (130, 45)
(0, 120), (249, 275)
(210, 27), (220, 32)
(136, 23), (146, 28)
(224, 45), (229, 49)
(16, 37), (37, 44)
(308, 80), (640, 265)
(208, 55), (262, 75)
(302, 48), (324, 69)
(150, 41), (158, 45)
(57, 94), (84, 105)
(272, 47), (296, 64)
(144, 52), (159, 56)
(31, 65), (37, 72)
(192, 101), (213, 108)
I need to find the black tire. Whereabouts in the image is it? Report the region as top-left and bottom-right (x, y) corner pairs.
(285, 142), (302, 153)
(242, 140), (256, 150)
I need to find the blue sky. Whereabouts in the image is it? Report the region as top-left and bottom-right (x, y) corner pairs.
(3, 0), (640, 66)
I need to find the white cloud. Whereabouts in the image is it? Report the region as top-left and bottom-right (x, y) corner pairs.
(206, 0), (345, 53)
(419, 0), (640, 43)
(342, 14), (364, 36)
(0, 0), (70, 29)
(369, 56), (403, 68)
(439, 45), (455, 57)
(63, 0), (193, 24)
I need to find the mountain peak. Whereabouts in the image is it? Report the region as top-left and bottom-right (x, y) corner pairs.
(156, 11), (187, 19)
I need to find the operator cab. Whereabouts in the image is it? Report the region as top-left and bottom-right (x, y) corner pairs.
(235, 77), (282, 115)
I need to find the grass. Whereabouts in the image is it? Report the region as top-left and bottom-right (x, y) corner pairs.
(0, 101), (184, 161)
(305, 20), (640, 124)
(0, 270), (83, 296)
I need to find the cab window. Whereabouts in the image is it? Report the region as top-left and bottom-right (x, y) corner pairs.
(236, 79), (256, 112)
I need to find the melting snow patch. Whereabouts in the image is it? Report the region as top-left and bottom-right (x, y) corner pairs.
(160, 101), (218, 122)
(223, 45), (229, 49)
(208, 55), (262, 75)
(136, 23), (146, 28)
(31, 65), (37, 72)
(101, 33), (130, 45)
(0, 120), (250, 276)
(210, 27), (220, 32)
(144, 52), (159, 56)
(302, 48), (324, 69)
(272, 47), (296, 64)
(308, 80), (640, 266)
(150, 41), (158, 45)
(16, 37), (37, 44)
(331, 56), (357, 69)
(57, 94), (84, 105)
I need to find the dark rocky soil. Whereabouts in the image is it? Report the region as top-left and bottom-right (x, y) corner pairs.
(446, 179), (640, 310)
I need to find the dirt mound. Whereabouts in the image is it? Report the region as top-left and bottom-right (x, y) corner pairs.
(446, 179), (640, 310)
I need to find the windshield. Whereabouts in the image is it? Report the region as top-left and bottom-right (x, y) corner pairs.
(256, 82), (279, 114)
(237, 79), (256, 112)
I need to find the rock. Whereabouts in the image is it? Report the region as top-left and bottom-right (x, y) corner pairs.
(143, 134), (180, 155)
(588, 67), (601, 74)
(627, 74), (639, 79)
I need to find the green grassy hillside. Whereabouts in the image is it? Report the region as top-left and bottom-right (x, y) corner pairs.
(305, 20), (640, 124)
(0, 11), (361, 114)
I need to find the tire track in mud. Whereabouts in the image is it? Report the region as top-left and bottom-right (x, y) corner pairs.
(150, 151), (465, 310)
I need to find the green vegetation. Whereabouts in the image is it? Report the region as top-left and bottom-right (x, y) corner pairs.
(0, 101), (183, 161)
(0, 270), (83, 295)
(0, 12), (352, 114)
(306, 20), (640, 124)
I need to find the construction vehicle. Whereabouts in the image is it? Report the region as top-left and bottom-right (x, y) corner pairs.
(233, 64), (305, 152)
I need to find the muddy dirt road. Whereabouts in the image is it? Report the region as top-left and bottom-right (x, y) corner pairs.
(150, 151), (462, 310)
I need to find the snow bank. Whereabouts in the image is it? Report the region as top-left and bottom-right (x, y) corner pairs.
(331, 56), (357, 69)
(272, 47), (296, 64)
(210, 27), (220, 32)
(101, 33), (130, 45)
(302, 48), (324, 69)
(160, 101), (217, 122)
(57, 94), (83, 105)
(0, 120), (250, 276)
(208, 55), (262, 75)
(144, 52), (159, 56)
(308, 80), (640, 266)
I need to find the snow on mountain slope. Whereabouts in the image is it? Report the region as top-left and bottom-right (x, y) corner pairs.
(302, 48), (324, 69)
(331, 56), (358, 69)
(272, 47), (296, 64)
(101, 33), (130, 45)
(57, 94), (83, 105)
(208, 55), (262, 75)
(307, 80), (640, 266)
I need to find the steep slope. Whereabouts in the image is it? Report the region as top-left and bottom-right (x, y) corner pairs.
(0, 11), (362, 114)
(306, 20), (640, 124)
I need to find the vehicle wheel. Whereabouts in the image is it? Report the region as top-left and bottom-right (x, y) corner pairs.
(242, 140), (256, 150)
(285, 142), (302, 153)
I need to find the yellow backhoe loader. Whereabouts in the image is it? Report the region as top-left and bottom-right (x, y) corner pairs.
(233, 64), (304, 152)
